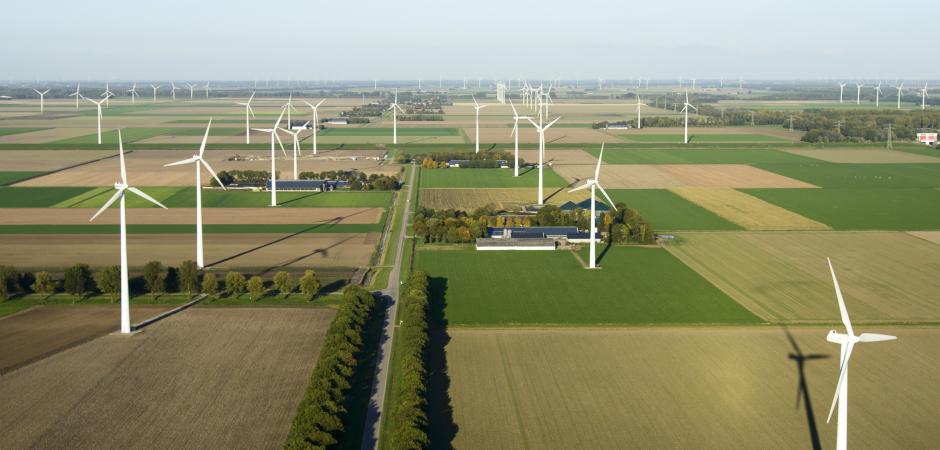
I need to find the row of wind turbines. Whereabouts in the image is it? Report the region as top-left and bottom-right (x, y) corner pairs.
(836, 81), (930, 110)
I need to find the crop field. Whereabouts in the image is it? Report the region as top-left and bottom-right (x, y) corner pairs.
(0, 206), (384, 225)
(517, 148), (598, 165)
(0, 305), (171, 374)
(0, 171), (44, 185)
(618, 133), (791, 143)
(0, 232), (380, 269)
(415, 246), (759, 325)
(589, 147), (816, 165)
(0, 307), (335, 449)
(441, 327), (939, 449)
(319, 127), (460, 136)
(665, 231), (940, 322)
(754, 163), (940, 188)
(552, 164), (816, 189)
(0, 127), (47, 137)
(418, 188), (589, 210)
(0, 186), (93, 207)
(605, 189), (741, 230)
(744, 187), (940, 230)
(39, 187), (393, 208)
(669, 187), (828, 230)
(780, 148), (940, 164)
(419, 167), (569, 188)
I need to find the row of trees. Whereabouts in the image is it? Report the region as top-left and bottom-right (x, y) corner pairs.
(792, 109), (940, 143)
(388, 270), (431, 448)
(297, 170), (400, 190)
(213, 170), (275, 187)
(414, 150), (517, 169)
(284, 285), (378, 448)
(0, 263), (323, 302)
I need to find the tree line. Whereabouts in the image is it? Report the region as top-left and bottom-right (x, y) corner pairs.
(298, 170), (400, 191)
(410, 150), (517, 169)
(387, 270), (431, 448)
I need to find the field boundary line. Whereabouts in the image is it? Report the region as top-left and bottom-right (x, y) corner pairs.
(11, 151), (128, 188)
(133, 294), (207, 331)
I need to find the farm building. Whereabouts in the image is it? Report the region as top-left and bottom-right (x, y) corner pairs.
(327, 118), (349, 125)
(264, 180), (347, 192)
(476, 226), (598, 250)
(916, 132), (937, 145)
(560, 199), (611, 218)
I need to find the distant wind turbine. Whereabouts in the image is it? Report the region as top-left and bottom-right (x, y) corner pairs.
(33, 89), (50, 113)
(252, 109), (287, 207)
(388, 90), (404, 144)
(838, 82), (847, 104)
(236, 92), (256, 145)
(282, 92), (297, 128)
(82, 93), (111, 144)
(568, 143), (616, 269)
(280, 120), (311, 180)
(128, 83), (140, 104)
(472, 95), (488, 154)
(204, 81), (210, 98)
(525, 114), (561, 205)
(874, 83), (882, 107)
(509, 99), (529, 177)
(855, 83), (864, 105)
(68, 83), (81, 110)
(89, 130), (168, 334)
(635, 94), (648, 129)
(921, 82), (929, 110)
(895, 83), (904, 110)
(102, 83), (114, 108)
(149, 84), (161, 103)
(303, 99), (326, 154)
(170, 81), (178, 101)
(186, 83), (196, 100)
(680, 90), (697, 144)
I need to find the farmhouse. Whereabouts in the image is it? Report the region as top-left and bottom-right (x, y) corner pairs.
(476, 226), (597, 250)
(264, 180), (347, 192)
(916, 132), (937, 145)
(327, 118), (349, 125)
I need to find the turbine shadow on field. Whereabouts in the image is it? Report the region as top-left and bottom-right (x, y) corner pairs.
(427, 277), (458, 449)
(277, 191), (322, 206)
(783, 326), (830, 450)
(543, 178), (580, 205)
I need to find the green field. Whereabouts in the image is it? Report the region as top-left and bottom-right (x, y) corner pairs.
(319, 127), (460, 136)
(0, 187), (93, 207)
(419, 167), (568, 188)
(0, 223), (382, 234)
(621, 133), (790, 143)
(60, 187), (394, 208)
(606, 189), (741, 231)
(51, 127), (244, 145)
(415, 247), (760, 325)
(744, 187), (940, 230)
(589, 147), (816, 164)
(755, 163), (940, 188)
(0, 128), (47, 137)
(0, 171), (45, 186)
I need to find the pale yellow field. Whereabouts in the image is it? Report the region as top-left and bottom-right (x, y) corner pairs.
(553, 164), (817, 189)
(669, 187), (829, 230)
(446, 327), (939, 450)
(0, 149), (115, 171)
(0, 207), (383, 225)
(781, 148), (940, 163)
(665, 231), (940, 322)
(908, 231), (940, 245)
(419, 188), (589, 210)
(0, 232), (379, 270)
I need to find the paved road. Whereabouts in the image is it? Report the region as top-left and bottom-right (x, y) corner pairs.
(361, 163), (416, 450)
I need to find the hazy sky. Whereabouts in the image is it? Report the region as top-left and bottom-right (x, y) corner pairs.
(2, 0), (935, 81)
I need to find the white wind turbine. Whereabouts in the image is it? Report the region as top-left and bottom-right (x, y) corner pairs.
(149, 84), (161, 102)
(170, 81), (178, 101)
(855, 83), (864, 105)
(33, 89), (50, 114)
(895, 83), (904, 110)
(472, 95), (488, 154)
(186, 83), (196, 100)
(128, 83), (139, 104)
(204, 81), (210, 98)
(388, 90), (404, 144)
(525, 114), (562, 205)
(82, 93), (111, 145)
(921, 82), (929, 110)
(824, 258), (897, 450)
(838, 82), (847, 104)
(163, 120), (226, 269)
(635, 94), (648, 129)
(280, 120), (311, 179)
(236, 92), (256, 145)
(89, 130), (168, 334)
(282, 92), (297, 128)
(303, 99), (326, 154)
(874, 83), (882, 107)
(252, 109), (288, 207)
(568, 144), (616, 269)
(509, 99), (529, 177)
(68, 83), (81, 110)
(102, 83), (115, 108)
(680, 90), (697, 144)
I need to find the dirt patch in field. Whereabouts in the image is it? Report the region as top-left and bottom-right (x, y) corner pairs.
(0, 232), (379, 270)
(669, 188), (829, 230)
(553, 164), (817, 189)
(419, 188), (589, 210)
(0, 305), (171, 374)
(665, 231), (940, 322)
(0, 207), (384, 225)
(0, 150), (116, 171)
(444, 327), (939, 449)
(781, 148), (940, 163)
(0, 307), (335, 449)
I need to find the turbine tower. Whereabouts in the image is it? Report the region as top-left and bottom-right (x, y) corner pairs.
(525, 114), (561, 205)
(204, 81), (210, 98)
(388, 90), (404, 144)
(838, 82), (847, 104)
(680, 90), (697, 144)
(635, 94), (648, 129)
(874, 83), (882, 107)
(82, 93), (111, 145)
(252, 109), (287, 207)
(68, 83), (81, 110)
(509, 99), (529, 177)
(163, 120), (226, 269)
(282, 92), (297, 128)
(128, 83), (139, 104)
(149, 84), (161, 102)
(280, 121), (311, 179)
(824, 258), (897, 450)
(303, 99), (326, 154)
(89, 130), (168, 334)
(33, 89), (50, 114)
(170, 81), (178, 101)
(236, 92), (256, 145)
(855, 83), (864, 105)
(895, 83), (904, 110)
(186, 83), (196, 100)
(472, 95), (488, 154)
(102, 83), (115, 108)
(568, 144), (616, 269)
(921, 82), (929, 110)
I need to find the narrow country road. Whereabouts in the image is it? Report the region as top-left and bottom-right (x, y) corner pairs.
(361, 162), (416, 450)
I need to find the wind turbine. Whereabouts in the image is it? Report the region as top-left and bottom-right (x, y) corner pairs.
(236, 92), (256, 145)
(89, 130), (168, 334)
(82, 94), (111, 144)
(525, 114), (561, 205)
(895, 83), (904, 110)
(252, 109), (287, 207)
(838, 82), (847, 104)
(855, 83), (864, 105)
(921, 82), (929, 110)
(68, 83), (81, 110)
(303, 99), (325, 154)
(282, 92), (297, 127)
(874, 83), (882, 107)
(170, 82), (178, 101)
(472, 95), (488, 153)
(824, 258), (897, 450)
(635, 94), (648, 129)
(388, 90), (404, 144)
(280, 120), (311, 179)
(680, 90), (697, 144)
(204, 81), (210, 98)
(33, 89), (50, 114)
(509, 99), (529, 177)
(128, 83), (139, 104)
(568, 144), (616, 269)
(186, 83), (196, 100)
(149, 84), (161, 103)
(163, 120), (225, 269)
(102, 83), (115, 108)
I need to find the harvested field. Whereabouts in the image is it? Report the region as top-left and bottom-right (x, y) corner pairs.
(553, 164), (817, 189)
(467, 126), (610, 144)
(0, 127), (91, 144)
(419, 188), (589, 210)
(0, 305), (170, 374)
(0, 150), (115, 171)
(669, 188), (829, 230)
(665, 231), (940, 322)
(780, 148), (940, 163)
(16, 150), (397, 187)
(517, 148), (598, 165)
(0, 207), (383, 225)
(442, 327), (939, 450)
(0, 307), (335, 449)
(908, 231), (940, 245)
(0, 232), (380, 270)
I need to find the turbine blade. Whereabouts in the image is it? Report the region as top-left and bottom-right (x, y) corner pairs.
(118, 130), (127, 184)
(89, 189), (123, 222)
(315, 99), (325, 107)
(827, 342), (854, 423)
(545, 116), (562, 129)
(595, 144), (604, 180)
(827, 258), (854, 336)
(275, 131), (287, 157)
(858, 333), (897, 342)
(199, 118), (212, 156)
(568, 182), (591, 193)
(164, 156), (198, 167)
(596, 183), (616, 210)
(201, 159), (226, 190)
(127, 186), (168, 209)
